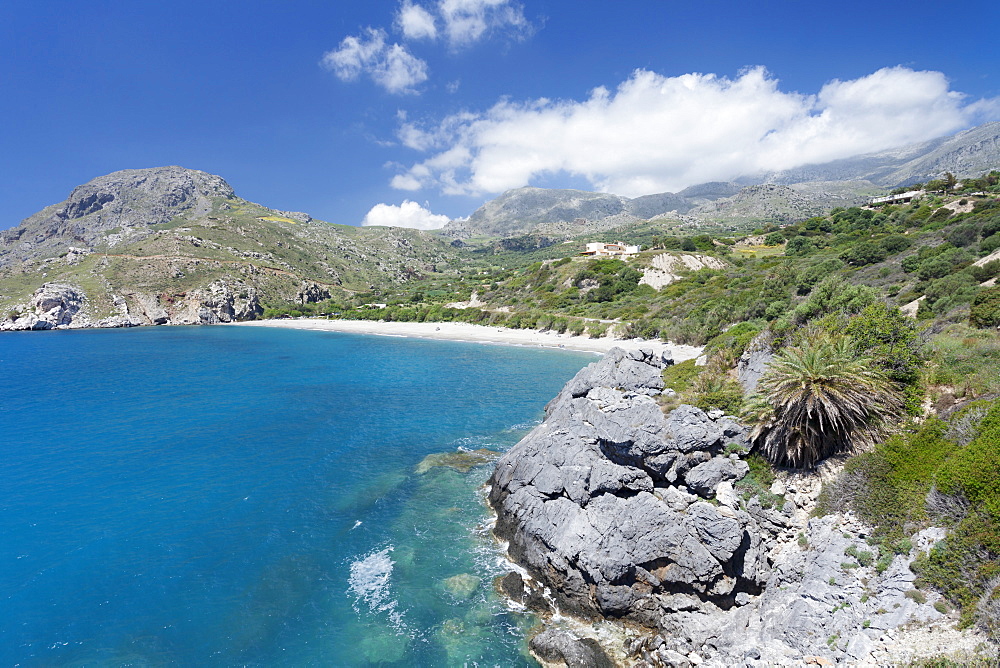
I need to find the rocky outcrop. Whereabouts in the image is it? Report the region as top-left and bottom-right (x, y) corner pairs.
(296, 282), (331, 305)
(1, 283), (87, 330)
(488, 347), (980, 666)
(1, 166), (235, 266)
(1, 279), (262, 331)
(488, 348), (784, 626)
(623, 516), (970, 666)
(639, 253), (729, 290)
(126, 281), (262, 326)
(736, 332), (774, 393)
(531, 629), (616, 668)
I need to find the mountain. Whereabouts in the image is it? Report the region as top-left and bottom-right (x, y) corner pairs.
(753, 121), (1000, 187)
(445, 122), (1000, 239)
(0, 167), (459, 329)
(1, 167), (235, 266)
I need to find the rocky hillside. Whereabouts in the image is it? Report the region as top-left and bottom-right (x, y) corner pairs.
(1, 167), (234, 266)
(756, 121), (1000, 188)
(443, 187), (676, 240)
(0, 167), (460, 329)
(445, 122), (1000, 240)
(490, 349), (986, 666)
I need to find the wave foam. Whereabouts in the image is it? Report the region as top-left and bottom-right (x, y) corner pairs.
(347, 546), (411, 635)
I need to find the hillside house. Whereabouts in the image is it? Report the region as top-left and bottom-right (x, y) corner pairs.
(869, 190), (923, 206)
(581, 241), (641, 258)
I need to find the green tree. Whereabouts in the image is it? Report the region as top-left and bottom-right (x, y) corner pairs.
(764, 232), (786, 246)
(746, 333), (903, 468)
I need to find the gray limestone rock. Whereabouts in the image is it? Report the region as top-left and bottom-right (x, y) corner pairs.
(685, 457), (750, 498)
(529, 629), (615, 668)
(736, 332), (774, 393)
(489, 348), (767, 623)
(1, 166), (234, 267)
(1, 283), (86, 330)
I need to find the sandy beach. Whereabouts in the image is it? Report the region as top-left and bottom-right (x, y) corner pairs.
(232, 318), (703, 360)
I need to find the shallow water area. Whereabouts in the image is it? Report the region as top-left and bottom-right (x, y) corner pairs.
(0, 325), (593, 666)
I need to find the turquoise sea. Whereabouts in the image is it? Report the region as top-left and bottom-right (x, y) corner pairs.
(0, 325), (593, 666)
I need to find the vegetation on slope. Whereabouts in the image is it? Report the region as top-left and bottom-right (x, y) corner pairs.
(312, 172), (1000, 636)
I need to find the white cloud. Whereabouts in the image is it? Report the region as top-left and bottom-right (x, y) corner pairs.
(323, 0), (530, 93)
(397, 1), (438, 40)
(321, 28), (386, 81)
(438, 0), (530, 48)
(391, 66), (997, 197)
(373, 44), (429, 94)
(321, 28), (427, 94)
(362, 200), (451, 229)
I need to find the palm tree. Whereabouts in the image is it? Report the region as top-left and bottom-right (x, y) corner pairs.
(746, 333), (903, 468)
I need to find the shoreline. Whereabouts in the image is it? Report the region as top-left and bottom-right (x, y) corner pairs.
(230, 318), (703, 360)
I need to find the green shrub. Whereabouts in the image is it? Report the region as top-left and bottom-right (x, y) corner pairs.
(691, 378), (745, 415)
(875, 554), (893, 574)
(970, 286), (1000, 329)
(980, 233), (1000, 255)
(733, 454), (784, 508)
(586, 322), (609, 338)
(845, 545), (875, 567)
(929, 326), (1000, 397)
(661, 359), (701, 393)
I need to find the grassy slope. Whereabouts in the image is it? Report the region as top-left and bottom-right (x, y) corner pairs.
(0, 196), (464, 318)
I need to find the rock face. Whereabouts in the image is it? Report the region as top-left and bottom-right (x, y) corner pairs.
(490, 348), (979, 666)
(488, 348), (785, 626)
(736, 332), (775, 393)
(639, 253), (729, 290)
(625, 517), (963, 666)
(0, 280), (262, 330)
(1, 283), (87, 330)
(1, 166), (235, 266)
(530, 629), (615, 668)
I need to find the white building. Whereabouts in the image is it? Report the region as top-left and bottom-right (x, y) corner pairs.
(581, 241), (641, 258)
(869, 190), (923, 206)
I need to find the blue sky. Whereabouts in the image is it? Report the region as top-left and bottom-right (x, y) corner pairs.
(1, 0), (998, 231)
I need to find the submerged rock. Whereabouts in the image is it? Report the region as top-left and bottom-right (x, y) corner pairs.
(416, 448), (498, 474)
(441, 573), (480, 600)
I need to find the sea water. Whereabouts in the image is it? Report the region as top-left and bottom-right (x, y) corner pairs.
(0, 325), (594, 666)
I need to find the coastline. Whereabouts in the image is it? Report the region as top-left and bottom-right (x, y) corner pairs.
(230, 318), (704, 360)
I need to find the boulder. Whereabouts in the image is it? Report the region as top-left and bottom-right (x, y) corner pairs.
(684, 457), (749, 498)
(736, 332), (774, 393)
(529, 629), (615, 668)
(488, 348), (767, 623)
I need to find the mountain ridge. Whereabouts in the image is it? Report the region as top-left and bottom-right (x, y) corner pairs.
(446, 121), (1000, 239)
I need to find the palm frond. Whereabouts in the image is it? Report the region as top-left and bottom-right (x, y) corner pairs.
(745, 333), (903, 468)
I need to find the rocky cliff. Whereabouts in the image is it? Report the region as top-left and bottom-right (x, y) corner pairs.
(488, 349), (985, 666)
(489, 349), (781, 626)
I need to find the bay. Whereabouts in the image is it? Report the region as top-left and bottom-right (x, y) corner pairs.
(0, 325), (593, 666)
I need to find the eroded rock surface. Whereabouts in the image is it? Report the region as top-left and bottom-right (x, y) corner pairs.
(1, 283), (88, 330)
(1, 279), (262, 331)
(488, 348), (778, 625)
(488, 347), (979, 666)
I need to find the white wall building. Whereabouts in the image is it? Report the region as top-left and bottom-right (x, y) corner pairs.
(581, 241), (641, 258)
